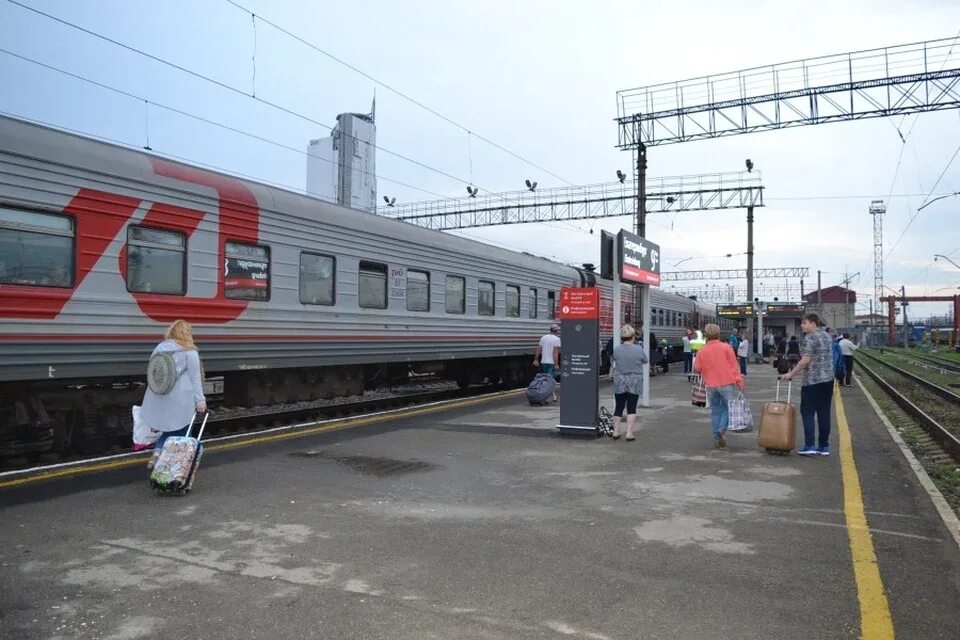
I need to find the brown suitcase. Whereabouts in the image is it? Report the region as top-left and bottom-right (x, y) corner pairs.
(758, 381), (796, 454)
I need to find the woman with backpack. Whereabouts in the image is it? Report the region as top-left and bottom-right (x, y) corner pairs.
(141, 320), (206, 469)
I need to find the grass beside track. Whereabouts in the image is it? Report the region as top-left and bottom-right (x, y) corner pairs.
(858, 374), (960, 517)
(864, 349), (960, 390)
(883, 346), (960, 364)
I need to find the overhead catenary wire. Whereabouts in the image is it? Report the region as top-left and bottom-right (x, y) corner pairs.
(885, 139), (960, 260)
(4, 0), (484, 193)
(222, 0), (574, 187)
(0, 47), (448, 200)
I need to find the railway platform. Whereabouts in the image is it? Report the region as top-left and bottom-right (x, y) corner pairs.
(1, 366), (959, 639)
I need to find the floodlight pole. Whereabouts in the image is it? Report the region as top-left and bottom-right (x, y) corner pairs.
(635, 143), (651, 406)
(747, 204), (755, 356)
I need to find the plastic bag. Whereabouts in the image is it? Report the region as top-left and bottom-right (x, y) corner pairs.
(132, 405), (161, 451)
(597, 406), (615, 437)
(728, 392), (754, 432)
(691, 375), (707, 407)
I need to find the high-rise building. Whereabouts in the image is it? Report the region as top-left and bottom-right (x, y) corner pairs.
(306, 99), (376, 212)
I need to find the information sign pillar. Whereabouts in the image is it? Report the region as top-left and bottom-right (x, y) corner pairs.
(556, 287), (600, 435)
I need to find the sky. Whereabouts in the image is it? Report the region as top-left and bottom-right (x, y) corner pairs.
(1, 0), (959, 320)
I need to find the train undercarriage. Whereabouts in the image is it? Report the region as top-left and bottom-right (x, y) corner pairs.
(0, 356), (532, 464)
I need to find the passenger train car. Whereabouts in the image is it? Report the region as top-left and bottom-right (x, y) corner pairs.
(0, 115), (728, 457)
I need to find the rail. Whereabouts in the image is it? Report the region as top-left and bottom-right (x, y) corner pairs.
(855, 357), (960, 462)
(859, 350), (960, 406)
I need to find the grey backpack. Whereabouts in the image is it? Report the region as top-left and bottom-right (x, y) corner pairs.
(147, 352), (185, 395)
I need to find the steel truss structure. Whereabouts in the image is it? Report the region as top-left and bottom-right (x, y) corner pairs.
(661, 267), (809, 282)
(667, 285), (803, 302)
(617, 37), (960, 147)
(377, 172), (763, 230)
(869, 200), (886, 324)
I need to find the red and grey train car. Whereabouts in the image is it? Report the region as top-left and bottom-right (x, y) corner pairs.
(0, 115), (721, 457)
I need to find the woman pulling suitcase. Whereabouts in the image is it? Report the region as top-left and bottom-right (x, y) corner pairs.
(141, 320), (207, 471)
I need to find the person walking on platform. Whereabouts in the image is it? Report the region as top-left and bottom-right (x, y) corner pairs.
(611, 324), (647, 442)
(780, 313), (834, 456)
(533, 324), (561, 401)
(838, 333), (858, 386)
(737, 337), (749, 375)
(830, 330), (845, 387)
(682, 330), (693, 375)
(786, 335), (801, 370)
(693, 324), (744, 448)
(141, 320), (207, 470)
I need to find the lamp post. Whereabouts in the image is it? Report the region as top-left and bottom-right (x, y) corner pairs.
(934, 254), (960, 271)
(918, 192), (960, 211)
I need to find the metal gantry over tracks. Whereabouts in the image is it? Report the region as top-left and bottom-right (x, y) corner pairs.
(376, 172), (763, 230)
(616, 37), (960, 147)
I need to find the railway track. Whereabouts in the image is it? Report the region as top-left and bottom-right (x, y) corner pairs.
(0, 380), (517, 475)
(855, 352), (960, 463)
(896, 351), (960, 374)
(858, 350), (960, 405)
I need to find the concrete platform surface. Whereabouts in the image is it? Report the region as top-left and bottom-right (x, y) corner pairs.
(1, 366), (959, 640)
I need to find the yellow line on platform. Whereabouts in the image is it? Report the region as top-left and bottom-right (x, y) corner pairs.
(835, 384), (895, 639)
(0, 389), (523, 490)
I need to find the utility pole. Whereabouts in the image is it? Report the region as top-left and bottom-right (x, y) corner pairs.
(635, 143), (650, 407)
(746, 204), (755, 356)
(817, 270), (822, 316)
(902, 285), (909, 348)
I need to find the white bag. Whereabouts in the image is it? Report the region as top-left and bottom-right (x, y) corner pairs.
(737, 340), (750, 358)
(132, 405), (161, 451)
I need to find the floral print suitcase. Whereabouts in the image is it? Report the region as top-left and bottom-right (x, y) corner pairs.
(149, 413), (207, 495)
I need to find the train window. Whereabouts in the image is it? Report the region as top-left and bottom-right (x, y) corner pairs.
(126, 226), (186, 295)
(529, 288), (538, 319)
(406, 269), (430, 312)
(299, 252), (335, 305)
(358, 261), (387, 309)
(478, 280), (495, 316)
(547, 290), (556, 319)
(658, 309), (665, 327)
(0, 207), (74, 288)
(445, 275), (465, 314)
(506, 285), (520, 318)
(225, 242), (270, 301)
(651, 307), (659, 326)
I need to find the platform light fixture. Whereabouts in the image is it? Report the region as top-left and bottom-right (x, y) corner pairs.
(525, 179), (538, 192)
(383, 196), (396, 207)
(466, 186), (478, 198)
(616, 170), (626, 184)
(745, 159), (754, 173)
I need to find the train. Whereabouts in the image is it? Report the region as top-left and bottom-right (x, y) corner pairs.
(0, 115), (732, 458)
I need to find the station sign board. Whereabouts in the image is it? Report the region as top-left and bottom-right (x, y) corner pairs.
(766, 303), (805, 315)
(617, 230), (660, 286)
(557, 287), (599, 435)
(717, 304), (754, 317)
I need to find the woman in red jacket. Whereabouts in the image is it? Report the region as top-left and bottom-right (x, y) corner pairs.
(693, 323), (744, 448)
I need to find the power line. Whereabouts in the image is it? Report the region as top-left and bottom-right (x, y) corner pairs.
(0, 109), (363, 205)
(0, 47), (447, 200)
(885, 139), (960, 259)
(766, 192), (960, 202)
(5, 0), (483, 192)
(222, 0), (573, 187)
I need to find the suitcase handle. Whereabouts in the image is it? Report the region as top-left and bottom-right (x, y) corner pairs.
(776, 380), (792, 404)
(186, 411), (210, 441)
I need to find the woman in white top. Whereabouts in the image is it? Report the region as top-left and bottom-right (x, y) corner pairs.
(142, 320), (206, 468)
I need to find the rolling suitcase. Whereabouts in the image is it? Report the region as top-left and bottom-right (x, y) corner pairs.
(758, 381), (795, 454)
(150, 412), (208, 495)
